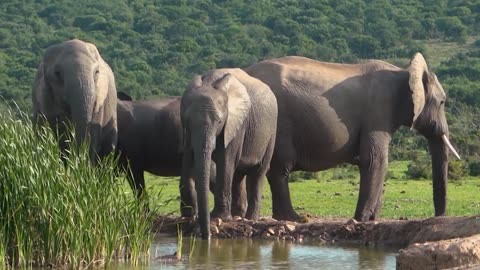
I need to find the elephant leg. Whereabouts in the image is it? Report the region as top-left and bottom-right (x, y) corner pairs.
(210, 148), (237, 221)
(126, 165), (144, 198)
(267, 164), (301, 221)
(180, 148), (197, 218)
(231, 173), (247, 218)
(245, 169), (266, 221)
(354, 131), (391, 221)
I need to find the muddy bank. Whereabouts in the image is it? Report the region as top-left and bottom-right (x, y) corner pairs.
(154, 215), (480, 248)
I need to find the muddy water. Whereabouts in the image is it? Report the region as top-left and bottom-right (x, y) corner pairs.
(124, 236), (397, 269)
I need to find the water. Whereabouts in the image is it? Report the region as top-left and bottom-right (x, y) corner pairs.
(124, 236), (397, 270)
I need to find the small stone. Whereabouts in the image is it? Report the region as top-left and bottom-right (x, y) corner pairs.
(212, 218), (222, 226)
(267, 227), (275, 235)
(346, 218), (359, 225)
(285, 224), (296, 232)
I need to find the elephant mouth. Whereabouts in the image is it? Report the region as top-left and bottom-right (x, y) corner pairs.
(441, 134), (461, 160)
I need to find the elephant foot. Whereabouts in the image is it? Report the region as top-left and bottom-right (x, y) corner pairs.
(180, 206), (198, 219)
(210, 208), (232, 221)
(354, 209), (379, 222)
(231, 208), (247, 218)
(272, 211), (302, 222)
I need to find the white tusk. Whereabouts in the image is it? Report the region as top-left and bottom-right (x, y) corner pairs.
(442, 134), (461, 160)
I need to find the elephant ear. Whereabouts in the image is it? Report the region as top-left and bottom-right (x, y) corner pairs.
(32, 63), (51, 118)
(86, 42), (110, 114)
(215, 74), (251, 148)
(407, 52), (428, 129)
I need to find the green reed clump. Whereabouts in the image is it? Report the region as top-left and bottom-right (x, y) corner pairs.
(0, 110), (155, 268)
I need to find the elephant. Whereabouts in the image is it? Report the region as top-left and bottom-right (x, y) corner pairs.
(32, 39), (117, 161)
(115, 92), (247, 216)
(180, 68), (278, 239)
(245, 53), (460, 222)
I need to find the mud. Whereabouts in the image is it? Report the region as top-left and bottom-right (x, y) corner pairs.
(154, 215), (480, 248)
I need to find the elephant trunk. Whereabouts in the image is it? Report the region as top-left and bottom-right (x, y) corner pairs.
(193, 134), (215, 240)
(66, 74), (96, 159)
(428, 135), (449, 216)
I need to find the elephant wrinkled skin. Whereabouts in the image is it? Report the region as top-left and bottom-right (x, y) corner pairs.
(32, 39), (117, 161)
(245, 53), (459, 222)
(181, 69), (278, 239)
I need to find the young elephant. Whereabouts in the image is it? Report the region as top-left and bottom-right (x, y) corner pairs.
(180, 69), (278, 240)
(32, 39), (117, 161)
(115, 93), (247, 217)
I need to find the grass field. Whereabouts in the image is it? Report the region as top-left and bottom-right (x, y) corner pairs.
(143, 160), (480, 220)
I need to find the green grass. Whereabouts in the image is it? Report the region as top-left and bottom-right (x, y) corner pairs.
(0, 111), (156, 268)
(147, 161), (480, 220)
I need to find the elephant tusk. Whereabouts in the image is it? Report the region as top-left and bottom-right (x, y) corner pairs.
(442, 134), (461, 160)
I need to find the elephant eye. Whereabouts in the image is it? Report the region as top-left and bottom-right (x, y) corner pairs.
(54, 71), (61, 78)
(94, 69), (100, 79)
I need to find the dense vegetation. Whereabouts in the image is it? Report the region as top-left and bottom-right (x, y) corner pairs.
(0, 111), (155, 267)
(0, 0), (479, 162)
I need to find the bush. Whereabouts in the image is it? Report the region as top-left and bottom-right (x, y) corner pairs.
(288, 171), (320, 182)
(468, 160), (480, 176)
(330, 164), (358, 180)
(448, 159), (467, 181)
(406, 156), (431, 179)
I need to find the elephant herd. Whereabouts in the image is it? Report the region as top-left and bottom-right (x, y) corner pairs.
(32, 39), (460, 240)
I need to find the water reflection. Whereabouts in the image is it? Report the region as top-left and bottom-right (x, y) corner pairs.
(138, 237), (396, 270)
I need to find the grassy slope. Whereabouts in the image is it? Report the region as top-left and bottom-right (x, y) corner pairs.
(141, 161), (480, 220)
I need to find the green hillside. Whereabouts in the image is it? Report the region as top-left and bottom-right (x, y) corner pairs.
(0, 0), (479, 161)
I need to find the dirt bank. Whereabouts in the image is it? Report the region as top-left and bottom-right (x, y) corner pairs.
(154, 215), (480, 248)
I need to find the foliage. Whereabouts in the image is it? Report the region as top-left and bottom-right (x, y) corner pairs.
(405, 155), (432, 180)
(288, 171), (319, 182)
(0, 0), (479, 161)
(468, 159), (480, 176)
(448, 159), (468, 181)
(0, 110), (155, 268)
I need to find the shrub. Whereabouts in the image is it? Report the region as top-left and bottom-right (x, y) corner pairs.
(406, 156), (431, 179)
(288, 171), (320, 182)
(330, 164), (358, 180)
(448, 159), (467, 181)
(468, 160), (480, 176)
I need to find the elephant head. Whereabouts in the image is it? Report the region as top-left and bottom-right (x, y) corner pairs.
(406, 53), (460, 216)
(181, 72), (251, 240)
(32, 39), (117, 161)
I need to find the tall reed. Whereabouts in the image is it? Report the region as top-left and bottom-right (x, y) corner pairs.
(0, 110), (155, 268)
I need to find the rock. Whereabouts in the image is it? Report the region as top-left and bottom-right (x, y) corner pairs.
(346, 218), (359, 225)
(212, 218), (222, 226)
(285, 224), (296, 232)
(396, 234), (480, 270)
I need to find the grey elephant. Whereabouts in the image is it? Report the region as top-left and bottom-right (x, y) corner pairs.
(245, 53), (460, 222)
(181, 69), (278, 239)
(32, 39), (117, 160)
(116, 92), (247, 216)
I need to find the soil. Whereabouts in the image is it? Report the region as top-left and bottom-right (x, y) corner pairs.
(153, 215), (480, 248)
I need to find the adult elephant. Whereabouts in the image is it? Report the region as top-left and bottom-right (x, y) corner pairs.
(32, 39), (117, 161)
(181, 69), (277, 239)
(116, 92), (247, 216)
(245, 53), (460, 222)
